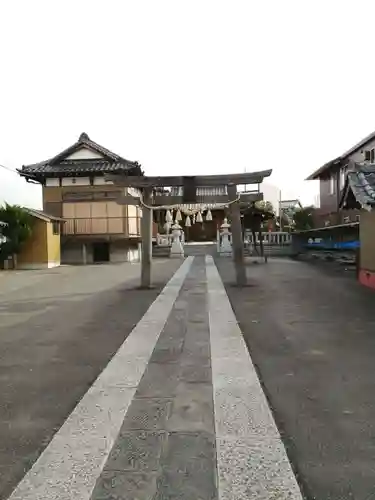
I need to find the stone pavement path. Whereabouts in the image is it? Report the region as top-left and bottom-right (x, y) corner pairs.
(7, 257), (302, 500)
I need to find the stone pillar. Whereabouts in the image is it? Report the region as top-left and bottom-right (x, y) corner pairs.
(227, 184), (246, 286)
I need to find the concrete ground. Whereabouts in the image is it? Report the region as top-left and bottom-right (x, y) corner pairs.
(3, 254), (375, 499)
(0, 260), (182, 500)
(217, 257), (375, 500)
(4, 257), (302, 500)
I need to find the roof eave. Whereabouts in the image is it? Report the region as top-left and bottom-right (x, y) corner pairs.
(306, 158), (342, 180)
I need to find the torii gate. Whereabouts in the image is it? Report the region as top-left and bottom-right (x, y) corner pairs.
(107, 170), (272, 287)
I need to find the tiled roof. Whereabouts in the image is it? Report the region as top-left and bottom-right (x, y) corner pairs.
(19, 132), (142, 180)
(340, 163), (375, 209)
(23, 161), (137, 174)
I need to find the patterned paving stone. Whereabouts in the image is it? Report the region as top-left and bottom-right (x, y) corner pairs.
(161, 432), (216, 469)
(153, 465), (216, 500)
(135, 363), (180, 398)
(167, 382), (214, 433)
(180, 362), (212, 383)
(103, 431), (167, 472)
(122, 398), (173, 431)
(92, 470), (158, 500)
(149, 341), (184, 364)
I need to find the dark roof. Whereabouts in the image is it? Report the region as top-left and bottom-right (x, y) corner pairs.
(339, 162), (375, 210)
(307, 130), (375, 180)
(306, 157), (341, 180)
(19, 132), (143, 182)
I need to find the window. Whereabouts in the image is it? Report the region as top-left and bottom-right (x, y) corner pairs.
(340, 168), (346, 188)
(52, 222), (60, 235)
(364, 150), (371, 161)
(329, 175), (335, 195)
(371, 149), (375, 162)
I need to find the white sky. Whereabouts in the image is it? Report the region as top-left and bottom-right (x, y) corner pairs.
(1, 0), (374, 209)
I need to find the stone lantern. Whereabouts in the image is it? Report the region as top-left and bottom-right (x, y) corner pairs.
(170, 220), (184, 258)
(220, 218), (232, 256)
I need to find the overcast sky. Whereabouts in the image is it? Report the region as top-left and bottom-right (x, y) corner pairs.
(0, 1), (374, 209)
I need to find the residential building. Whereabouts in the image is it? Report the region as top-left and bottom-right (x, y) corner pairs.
(19, 133), (143, 264)
(307, 130), (375, 225)
(17, 208), (63, 269)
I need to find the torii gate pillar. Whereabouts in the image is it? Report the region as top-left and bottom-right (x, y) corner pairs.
(228, 183), (247, 286)
(140, 187), (152, 288)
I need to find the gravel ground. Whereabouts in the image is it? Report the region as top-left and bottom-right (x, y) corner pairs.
(0, 260), (181, 500)
(216, 257), (375, 500)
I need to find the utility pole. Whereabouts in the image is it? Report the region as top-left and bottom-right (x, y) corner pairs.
(279, 190), (282, 232)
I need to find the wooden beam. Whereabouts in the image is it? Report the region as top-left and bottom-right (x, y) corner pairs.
(228, 184), (247, 286)
(107, 170), (272, 188)
(140, 187), (152, 288)
(116, 192), (263, 206)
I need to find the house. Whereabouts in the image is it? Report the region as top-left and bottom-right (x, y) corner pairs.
(306, 130), (375, 225)
(19, 133), (143, 264)
(339, 162), (375, 289)
(15, 208), (63, 270)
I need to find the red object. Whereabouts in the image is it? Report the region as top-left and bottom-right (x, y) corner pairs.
(359, 269), (375, 289)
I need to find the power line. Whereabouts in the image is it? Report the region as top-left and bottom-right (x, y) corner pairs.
(0, 163), (17, 174)
(0, 163), (39, 183)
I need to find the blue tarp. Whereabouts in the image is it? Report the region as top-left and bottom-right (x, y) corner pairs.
(306, 240), (360, 250)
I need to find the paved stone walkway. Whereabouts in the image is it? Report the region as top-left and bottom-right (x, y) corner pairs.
(7, 257), (302, 499)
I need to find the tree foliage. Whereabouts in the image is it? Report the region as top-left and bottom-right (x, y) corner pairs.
(0, 204), (33, 262)
(255, 200), (275, 215)
(242, 201), (274, 232)
(293, 205), (315, 231)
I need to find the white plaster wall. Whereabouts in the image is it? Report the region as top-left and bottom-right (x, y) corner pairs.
(18, 261), (60, 270)
(94, 177), (113, 185)
(61, 242), (93, 264)
(110, 241), (140, 263)
(62, 177), (90, 186)
(126, 187), (141, 197)
(46, 178), (60, 187)
(127, 246), (141, 262)
(65, 148), (104, 160)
